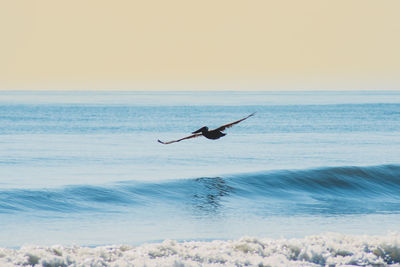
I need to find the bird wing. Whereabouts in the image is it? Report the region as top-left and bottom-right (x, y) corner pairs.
(213, 112), (255, 132)
(157, 133), (203, 144)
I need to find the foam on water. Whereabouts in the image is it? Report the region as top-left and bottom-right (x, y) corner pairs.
(1, 233), (400, 266)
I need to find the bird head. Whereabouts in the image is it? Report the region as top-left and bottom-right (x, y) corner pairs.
(192, 126), (208, 134)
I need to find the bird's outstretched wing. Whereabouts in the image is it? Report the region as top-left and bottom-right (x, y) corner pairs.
(213, 112), (256, 132)
(157, 133), (203, 144)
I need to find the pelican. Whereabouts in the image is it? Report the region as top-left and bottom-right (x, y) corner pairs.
(158, 112), (255, 144)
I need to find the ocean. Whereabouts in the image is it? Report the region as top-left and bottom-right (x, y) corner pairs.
(1, 90), (400, 266)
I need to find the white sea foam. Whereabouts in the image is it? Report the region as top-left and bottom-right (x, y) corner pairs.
(1, 233), (400, 267)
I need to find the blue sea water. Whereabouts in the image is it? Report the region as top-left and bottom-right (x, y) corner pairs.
(0, 91), (400, 248)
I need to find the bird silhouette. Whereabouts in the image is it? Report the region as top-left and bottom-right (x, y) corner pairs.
(157, 113), (255, 144)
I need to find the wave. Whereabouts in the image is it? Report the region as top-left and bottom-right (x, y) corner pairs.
(1, 233), (400, 266)
(1, 164), (400, 216)
(232, 164), (400, 197)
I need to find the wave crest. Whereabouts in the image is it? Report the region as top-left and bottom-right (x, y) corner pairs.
(1, 165), (400, 216)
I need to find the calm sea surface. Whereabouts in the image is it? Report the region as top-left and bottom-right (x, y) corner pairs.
(0, 91), (400, 247)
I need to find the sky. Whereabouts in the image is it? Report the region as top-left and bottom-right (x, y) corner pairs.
(1, 1), (400, 90)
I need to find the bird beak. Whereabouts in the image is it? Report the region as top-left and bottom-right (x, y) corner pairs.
(192, 127), (203, 134)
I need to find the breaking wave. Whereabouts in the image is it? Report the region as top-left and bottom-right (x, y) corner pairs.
(1, 165), (400, 216)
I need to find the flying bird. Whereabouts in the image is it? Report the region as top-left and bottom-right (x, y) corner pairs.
(157, 112), (255, 144)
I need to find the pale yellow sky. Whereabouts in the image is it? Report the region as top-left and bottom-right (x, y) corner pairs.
(1, 0), (400, 90)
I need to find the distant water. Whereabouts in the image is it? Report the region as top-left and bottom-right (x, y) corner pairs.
(1, 91), (400, 250)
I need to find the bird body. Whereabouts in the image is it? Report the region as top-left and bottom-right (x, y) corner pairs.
(158, 113), (255, 144)
(191, 126), (226, 140)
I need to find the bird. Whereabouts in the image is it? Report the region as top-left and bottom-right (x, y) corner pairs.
(157, 112), (255, 144)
